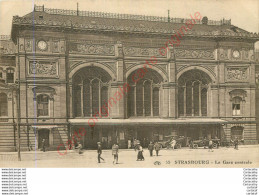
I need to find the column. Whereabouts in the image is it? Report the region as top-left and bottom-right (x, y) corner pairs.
(142, 85), (145, 116)
(183, 86), (186, 116)
(80, 84), (83, 117)
(199, 84), (202, 116)
(191, 83), (194, 116)
(134, 86), (137, 116)
(90, 83), (93, 117)
(69, 83), (73, 118)
(151, 85), (153, 117)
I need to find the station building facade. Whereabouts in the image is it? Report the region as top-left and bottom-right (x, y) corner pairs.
(0, 5), (259, 151)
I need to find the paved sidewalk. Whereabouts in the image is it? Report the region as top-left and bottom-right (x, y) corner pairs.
(0, 145), (258, 168)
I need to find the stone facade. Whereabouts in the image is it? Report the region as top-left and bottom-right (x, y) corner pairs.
(0, 5), (258, 151)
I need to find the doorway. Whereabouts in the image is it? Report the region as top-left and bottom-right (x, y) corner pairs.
(38, 129), (50, 149)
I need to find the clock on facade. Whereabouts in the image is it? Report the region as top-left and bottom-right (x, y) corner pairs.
(232, 50), (240, 59)
(37, 40), (47, 51)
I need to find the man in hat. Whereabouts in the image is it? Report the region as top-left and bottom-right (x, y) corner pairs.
(97, 142), (105, 163)
(42, 139), (46, 152)
(154, 142), (161, 156)
(148, 141), (154, 157)
(112, 143), (119, 164)
(234, 137), (239, 150)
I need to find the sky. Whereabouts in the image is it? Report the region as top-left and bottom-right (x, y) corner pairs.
(0, 0), (258, 37)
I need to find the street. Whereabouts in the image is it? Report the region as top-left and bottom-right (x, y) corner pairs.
(0, 145), (258, 168)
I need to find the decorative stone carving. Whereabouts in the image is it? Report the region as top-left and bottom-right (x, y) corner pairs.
(229, 89), (247, 101)
(219, 49), (229, 60)
(175, 49), (214, 59)
(124, 47), (164, 58)
(28, 61), (58, 77)
(177, 65), (216, 79)
(25, 39), (32, 51)
(226, 67), (248, 81)
(52, 41), (59, 53)
(69, 43), (115, 56)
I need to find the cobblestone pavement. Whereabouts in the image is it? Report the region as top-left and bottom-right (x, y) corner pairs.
(0, 145), (258, 168)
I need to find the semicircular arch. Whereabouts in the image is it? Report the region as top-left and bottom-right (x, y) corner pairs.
(177, 66), (215, 82)
(69, 61), (116, 80)
(126, 64), (167, 81)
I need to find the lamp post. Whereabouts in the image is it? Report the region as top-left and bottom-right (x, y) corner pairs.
(15, 88), (21, 161)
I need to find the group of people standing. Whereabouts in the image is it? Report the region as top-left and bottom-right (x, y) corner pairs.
(134, 141), (162, 161)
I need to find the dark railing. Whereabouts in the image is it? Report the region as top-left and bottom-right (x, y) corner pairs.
(34, 5), (231, 25)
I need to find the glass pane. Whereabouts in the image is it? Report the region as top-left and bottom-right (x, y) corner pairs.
(153, 88), (159, 116)
(92, 80), (100, 116)
(101, 87), (108, 117)
(136, 83), (143, 116)
(201, 88), (207, 116)
(73, 86), (81, 117)
(127, 87), (135, 117)
(144, 82), (151, 116)
(193, 82), (199, 116)
(178, 87), (184, 116)
(186, 81), (192, 115)
(84, 81), (91, 117)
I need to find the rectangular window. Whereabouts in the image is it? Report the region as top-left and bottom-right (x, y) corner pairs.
(232, 104), (240, 116)
(37, 95), (49, 117)
(6, 69), (14, 83)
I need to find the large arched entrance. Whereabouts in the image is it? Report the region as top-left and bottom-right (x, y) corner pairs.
(178, 69), (212, 117)
(127, 69), (163, 117)
(72, 66), (112, 118)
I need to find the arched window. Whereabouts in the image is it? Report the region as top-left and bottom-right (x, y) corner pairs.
(6, 68), (14, 83)
(178, 70), (211, 117)
(37, 94), (49, 117)
(127, 69), (162, 117)
(0, 93), (8, 116)
(73, 67), (111, 117)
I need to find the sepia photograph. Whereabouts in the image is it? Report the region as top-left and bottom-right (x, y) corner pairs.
(0, 0), (258, 168)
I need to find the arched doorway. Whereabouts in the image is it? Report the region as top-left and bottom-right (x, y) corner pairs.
(72, 66), (112, 117)
(127, 69), (163, 117)
(178, 69), (212, 117)
(38, 129), (50, 149)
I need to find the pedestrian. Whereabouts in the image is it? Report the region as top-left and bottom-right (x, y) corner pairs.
(97, 142), (105, 163)
(112, 143), (119, 164)
(137, 144), (144, 161)
(234, 137), (239, 150)
(171, 138), (176, 150)
(148, 141), (154, 156)
(77, 142), (83, 154)
(208, 139), (213, 152)
(133, 139), (137, 151)
(154, 142), (161, 156)
(203, 137), (207, 149)
(189, 138), (194, 149)
(42, 139), (46, 152)
(128, 140), (131, 149)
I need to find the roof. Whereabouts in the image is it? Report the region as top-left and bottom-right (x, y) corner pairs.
(11, 5), (259, 41)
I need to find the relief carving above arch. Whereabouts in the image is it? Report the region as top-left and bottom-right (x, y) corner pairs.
(69, 61), (116, 80)
(177, 65), (216, 80)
